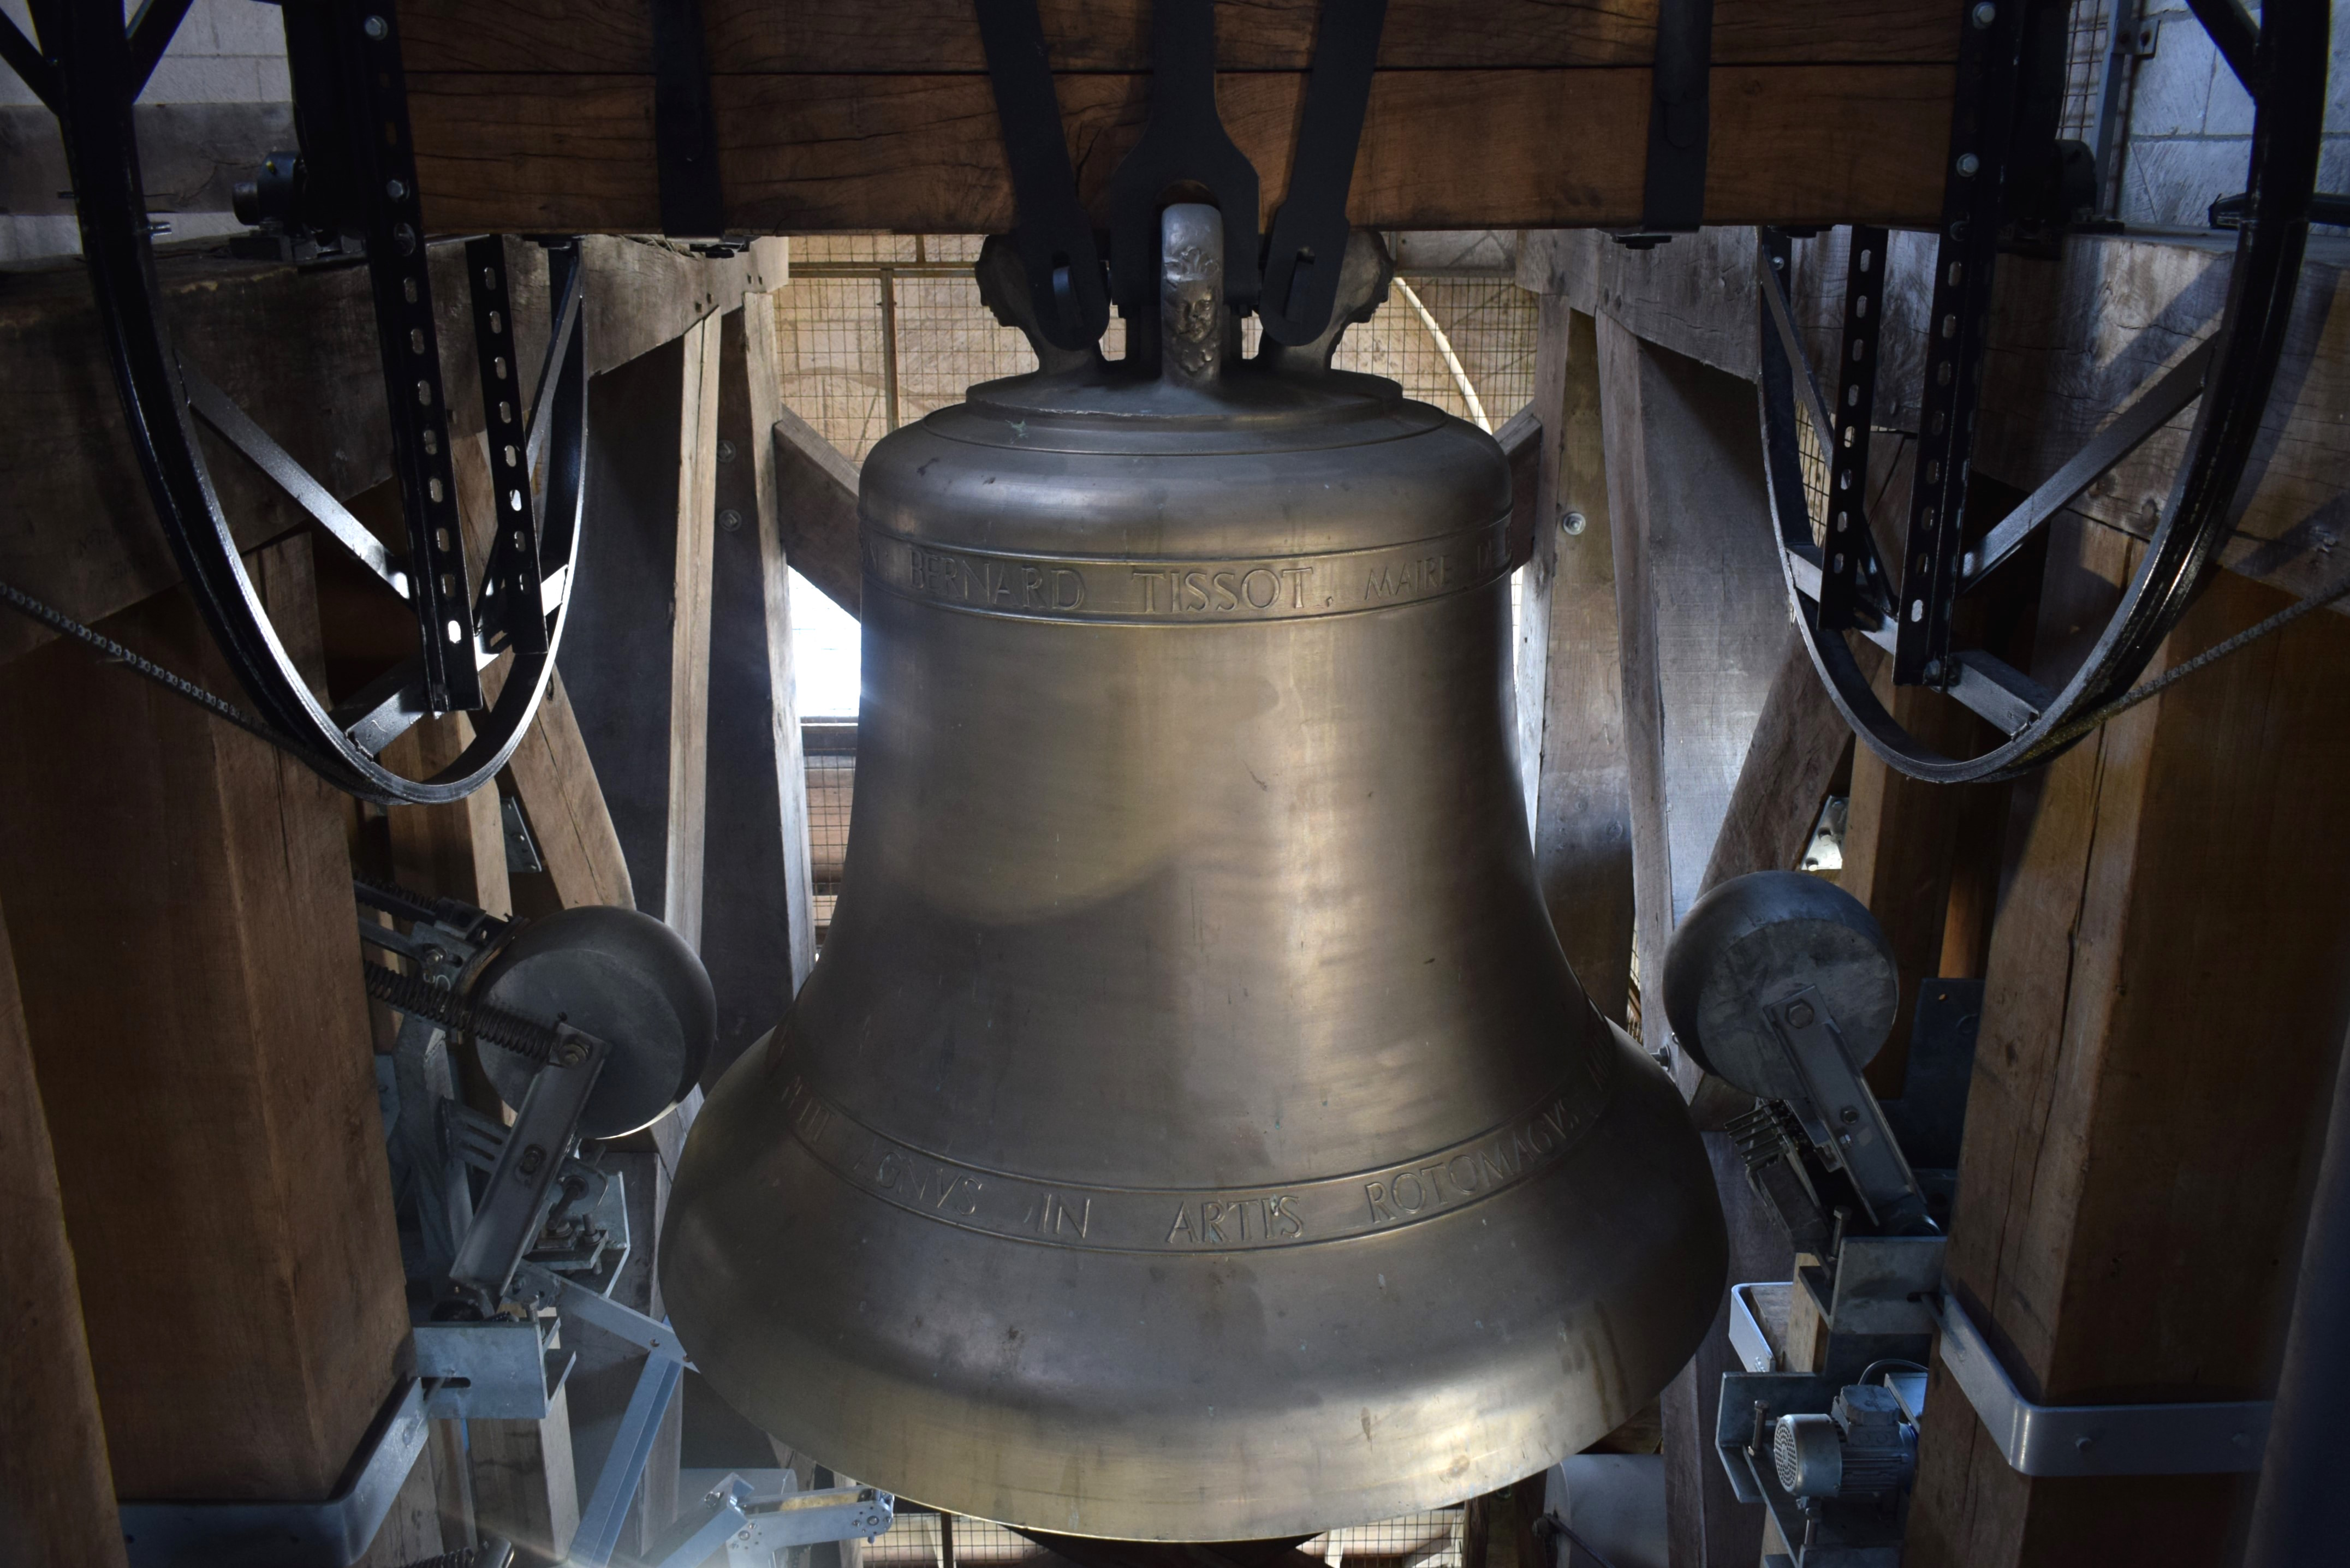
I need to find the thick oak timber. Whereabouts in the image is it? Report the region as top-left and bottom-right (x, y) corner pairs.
(1906, 526), (2350, 1568)
(0, 564), (409, 1500)
(405, 65), (1951, 237)
(1594, 315), (1791, 1088)
(401, 0), (1956, 73)
(0, 895), (128, 1568)
(396, 0), (1954, 233)
(770, 401), (863, 621)
(700, 301), (817, 1084)
(1517, 301), (1635, 1026)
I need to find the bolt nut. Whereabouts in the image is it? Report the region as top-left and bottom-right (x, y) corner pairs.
(1841, 1105), (1861, 1124)
(1972, 2), (1996, 27)
(1787, 1000), (1816, 1028)
(1956, 153), (1980, 177)
(1562, 510), (1588, 536)
(363, 14), (389, 39)
(718, 508), (743, 533)
(717, 438), (738, 463)
(385, 178), (408, 201)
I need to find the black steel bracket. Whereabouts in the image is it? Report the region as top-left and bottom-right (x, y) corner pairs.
(1619, 0), (1714, 247)
(975, 0), (1111, 351)
(1257, 0), (1390, 346)
(1104, 0), (1262, 319)
(652, 0), (727, 239)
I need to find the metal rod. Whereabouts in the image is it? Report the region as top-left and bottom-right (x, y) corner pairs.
(879, 269), (902, 432)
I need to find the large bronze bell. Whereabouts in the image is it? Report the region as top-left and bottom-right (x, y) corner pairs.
(663, 213), (1725, 1540)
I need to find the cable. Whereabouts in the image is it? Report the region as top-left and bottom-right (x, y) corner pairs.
(1858, 1357), (1928, 1386)
(1534, 1510), (1626, 1568)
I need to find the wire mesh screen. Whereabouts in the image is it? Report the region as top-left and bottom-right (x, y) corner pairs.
(861, 1507), (1467, 1568)
(768, 239), (1536, 466)
(2057, 0), (2114, 144)
(775, 238), (1537, 959)
(804, 731), (856, 950)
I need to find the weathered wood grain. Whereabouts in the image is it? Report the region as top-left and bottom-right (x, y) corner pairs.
(1521, 302), (1637, 1026)
(404, 66), (1954, 235)
(398, 0), (1956, 74)
(0, 894), (129, 1568)
(1906, 525), (2350, 1567)
(770, 398), (864, 620)
(0, 562), (408, 1499)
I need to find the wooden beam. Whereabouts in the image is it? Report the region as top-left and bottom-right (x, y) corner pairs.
(382, 714), (517, 919)
(1594, 314), (1794, 1083)
(0, 553), (408, 1499)
(1519, 302), (1635, 1025)
(771, 400), (864, 621)
(1906, 523), (2350, 1568)
(1697, 633), (1867, 898)
(0, 892), (128, 1568)
(665, 315), (724, 949)
(401, 0), (1956, 74)
(498, 670), (636, 911)
(407, 64), (1950, 237)
(472, 1384), (582, 1568)
(699, 301), (817, 1084)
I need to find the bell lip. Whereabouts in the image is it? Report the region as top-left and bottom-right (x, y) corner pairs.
(659, 1035), (1727, 1542)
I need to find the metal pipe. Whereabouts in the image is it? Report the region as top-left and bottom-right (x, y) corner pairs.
(2241, 1015), (2350, 1568)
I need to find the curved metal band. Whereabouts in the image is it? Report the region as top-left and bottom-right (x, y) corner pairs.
(771, 1045), (1619, 1255)
(1756, 0), (2328, 784)
(861, 517), (1512, 625)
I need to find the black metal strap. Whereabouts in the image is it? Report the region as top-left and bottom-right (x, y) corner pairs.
(975, 0), (1110, 350)
(651, 0), (725, 239)
(1634, 0), (1713, 236)
(1104, 0), (1262, 317)
(1258, 0), (1390, 347)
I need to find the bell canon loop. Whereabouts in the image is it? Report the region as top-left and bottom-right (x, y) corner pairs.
(662, 211), (1726, 1541)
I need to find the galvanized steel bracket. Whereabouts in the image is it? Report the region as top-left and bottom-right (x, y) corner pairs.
(1933, 1293), (2272, 1476)
(117, 1379), (429, 1568)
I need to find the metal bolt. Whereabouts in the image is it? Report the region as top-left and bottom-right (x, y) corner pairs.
(1956, 153), (1980, 177)
(1841, 1106), (1861, 1124)
(718, 509), (743, 533)
(1562, 510), (1587, 536)
(385, 178), (407, 201)
(1787, 1000), (1816, 1028)
(363, 14), (389, 39)
(1924, 657), (1944, 683)
(2076, 1435), (2095, 1452)
(717, 438), (737, 463)
(1971, 2), (1996, 27)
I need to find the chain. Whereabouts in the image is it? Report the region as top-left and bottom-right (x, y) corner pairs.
(0, 577), (322, 763)
(2034, 563), (2350, 755)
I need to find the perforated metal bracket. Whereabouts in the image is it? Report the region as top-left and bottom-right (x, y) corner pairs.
(1933, 1293), (2272, 1476)
(117, 1379), (428, 1567)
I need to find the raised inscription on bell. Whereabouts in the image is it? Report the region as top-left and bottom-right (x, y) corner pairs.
(861, 517), (1512, 625)
(770, 1045), (1618, 1255)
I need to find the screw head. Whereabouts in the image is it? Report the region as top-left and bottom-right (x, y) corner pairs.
(1562, 510), (1587, 536)
(717, 438), (737, 463)
(1787, 1000), (1817, 1028)
(1956, 153), (1980, 177)
(1924, 657), (1944, 683)
(718, 508), (743, 533)
(363, 14), (389, 39)
(1841, 1105), (1861, 1125)
(1972, 2), (1996, 27)
(385, 178), (408, 201)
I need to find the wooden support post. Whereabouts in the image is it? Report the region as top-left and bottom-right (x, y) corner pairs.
(770, 401), (864, 621)
(499, 671), (635, 911)
(1906, 525), (2350, 1568)
(1518, 302), (1635, 1024)
(472, 1386), (582, 1568)
(565, 321), (729, 934)
(0, 562), (408, 1501)
(382, 713), (515, 919)
(1593, 314), (1795, 1072)
(0, 893), (128, 1568)
(699, 301), (817, 1084)
(667, 315), (724, 949)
